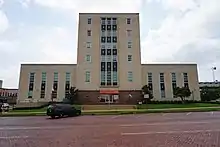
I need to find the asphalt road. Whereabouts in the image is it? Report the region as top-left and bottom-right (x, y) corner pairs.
(1, 111), (220, 147)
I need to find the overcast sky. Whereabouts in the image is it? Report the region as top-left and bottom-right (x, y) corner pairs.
(0, 0), (220, 88)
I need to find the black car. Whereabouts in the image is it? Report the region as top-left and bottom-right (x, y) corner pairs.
(46, 104), (81, 119)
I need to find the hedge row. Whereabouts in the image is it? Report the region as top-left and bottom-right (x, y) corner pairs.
(146, 100), (220, 104)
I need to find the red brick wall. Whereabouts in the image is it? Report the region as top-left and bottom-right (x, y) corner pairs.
(77, 90), (142, 105)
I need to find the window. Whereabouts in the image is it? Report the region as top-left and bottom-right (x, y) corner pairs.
(29, 72), (35, 82)
(161, 90), (165, 98)
(112, 25), (117, 31)
(107, 37), (111, 43)
(128, 55), (132, 62)
(183, 73), (188, 82)
(86, 42), (91, 48)
(101, 17), (106, 25)
(113, 37), (117, 43)
(41, 72), (46, 81)
(148, 73), (152, 83)
(85, 71), (91, 82)
(54, 72), (58, 82)
(66, 72), (71, 82)
(107, 18), (111, 25)
(101, 44), (105, 49)
(101, 55), (106, 62)
(113, 44), (117, 49)
(101, 30), (105, 36)
(171, 73), (176, 82)
(128, 41), (132, 48)
(28, 91), (33, 98)
(112, 31), (117, 36)
(88, 18), (91, 24)
(127, 18), (131, 24)
(113, 71), (118, 82)
(113, 55), (117, 62)
(101, 37), (106, 43)
(106, 55), (111, 62)
(107, 72), (111, 85)
(107, 31), (111, 36)
(85, 55), (91, 62)
(159, 73), (164, 83)
(40, 72), (46, 99)
(127, 30), (132, 37)
(127, 71), (133, 82)
(101, 71), (106, 83)
(112, 18), (117, 25)
(87, 30), (91, 36)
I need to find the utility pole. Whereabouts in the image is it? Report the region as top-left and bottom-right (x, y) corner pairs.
(211, 67), (217, 82)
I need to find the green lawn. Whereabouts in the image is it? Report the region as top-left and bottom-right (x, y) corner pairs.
(2, 106), (220, 117)
(11, 103), (220, 113)
(137, 103), (220, 109)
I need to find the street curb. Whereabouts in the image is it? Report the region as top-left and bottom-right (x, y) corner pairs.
(1, 107), (220, 117)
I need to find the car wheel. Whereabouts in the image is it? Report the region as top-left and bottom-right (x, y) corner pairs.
(51, 116), (56, 119)
(77, 110), (81, 116)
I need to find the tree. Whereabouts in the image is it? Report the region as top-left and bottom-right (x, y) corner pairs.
(141, 85), (154, 103)
(200, 86), (220, 101)
(173, 87), (191, 103)
(63, 87), (78, 104)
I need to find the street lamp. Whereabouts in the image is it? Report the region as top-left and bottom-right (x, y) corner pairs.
(211, 67), (217, 82)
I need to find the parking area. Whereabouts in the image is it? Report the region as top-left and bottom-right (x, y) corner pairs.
(1, 111), (220, 147)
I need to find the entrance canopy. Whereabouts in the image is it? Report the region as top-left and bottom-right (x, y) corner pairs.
(100, 90), (119, 94)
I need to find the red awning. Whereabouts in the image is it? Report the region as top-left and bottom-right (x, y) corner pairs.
(100, 90), (119, 94)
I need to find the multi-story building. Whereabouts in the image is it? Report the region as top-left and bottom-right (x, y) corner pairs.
(0, 88), (18, 104)
(0, 80), (3, 88)
(18, 13), (201, 104)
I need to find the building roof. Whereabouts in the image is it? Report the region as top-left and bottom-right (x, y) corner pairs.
(79, 13), (139, 15)
(141, 63), (197, 66)
(21, 64), (77, 66)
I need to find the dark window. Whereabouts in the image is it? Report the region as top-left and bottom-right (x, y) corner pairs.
(65, 83), (70, 90)
(41, 82), (46, 90)
(107, 18), (111, 24)
(101, 49), (106, 55)
(101, 17), (106, 25)
(101, 62), (105, 71)
(184, 83), (189, 88)
(52, 91), (57, 99)
(101, 82), (105, 85)
(40, 91), (45, 98)
(113, 82), (117, 86)
(172, 83), (177, 89)
(107, 25), (111, 31)
(101, 37), (106, 43)
(113, 37), (117, 43)
(113, 62), (117, 71)
(87, 30), (91, 36)
(107, 62), (111, 71)
(127, 18), (131, 24)
(160, 83), (165, 90)
(88, 18), (91, 24)
(112, 25), (117, 31)
(148, 83), (153, 90)
(107, 49), (111, 55)
(53, 82), (58, 90)
(28, 83), (34, 91)
(107, 37), (111, 43)
(113, 49), (117, 55)
(101, 25), (106, 31)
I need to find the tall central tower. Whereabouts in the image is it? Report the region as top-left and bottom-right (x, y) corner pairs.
(76, 13), (142, 104)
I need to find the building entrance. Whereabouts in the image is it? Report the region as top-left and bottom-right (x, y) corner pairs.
(99, 94), (119, 104)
